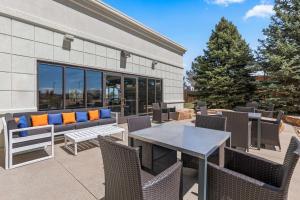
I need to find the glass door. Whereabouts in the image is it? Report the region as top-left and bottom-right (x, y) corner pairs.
(147, 79), (156, 113)
(124, 76), (137, 116)
(138, 78), (147, 115)
(105, 74), (122, 113)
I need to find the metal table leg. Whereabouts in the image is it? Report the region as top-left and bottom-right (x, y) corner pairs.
(257, 118), (261, 150)
(219, 142), (226, 167)
(198, 157), (207, 200)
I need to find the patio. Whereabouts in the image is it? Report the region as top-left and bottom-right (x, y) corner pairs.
(0, 119), (299, 200)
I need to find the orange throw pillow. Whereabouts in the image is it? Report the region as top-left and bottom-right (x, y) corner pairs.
(31, 114), (48, 127)
(62, 112), (76, 124)
(88, 110), (99, 121)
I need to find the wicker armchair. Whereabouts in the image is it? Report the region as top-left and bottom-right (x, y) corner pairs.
(161, 103), (177, 120)
(128, 116), (177, 174)
(207, 136), (300, 200)
(246, 101), (259, 109)
(223, 111), (251, 151)
(152, 103), (168, 123)
(182, 115), (227, 168)
(194, 101), (207, 113)
(255, 109), (274, 118)
(98, 136), (182, 200)
(235, 106), (255, 113)
(251, 111), (284, 150)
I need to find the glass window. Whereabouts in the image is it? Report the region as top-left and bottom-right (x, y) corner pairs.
(138, 78), (147, 114)
(86, 70), (103, 107)
(38, 64), (63, 110)
(65, 68), (85, 108)
(147, 79), (156, 113)
(156, 80), (162, 103)
(106, 75), (122, 112)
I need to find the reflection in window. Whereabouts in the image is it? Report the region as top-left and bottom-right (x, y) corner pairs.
(156, 80), (162, 103)
(38, 64), (63, 110)
(65, 68), (85, 108)
(138, 78), (147, 114)
(86, 70), (103, 107)
(106, 75), (121, 112)
(148, 79), (156, 113)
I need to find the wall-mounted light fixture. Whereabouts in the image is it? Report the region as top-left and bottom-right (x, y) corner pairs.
(120, 50), (131, 68)
(152, 60), (158, 70)
(121, 50), (131, 58)
(63, 34), (74, 50)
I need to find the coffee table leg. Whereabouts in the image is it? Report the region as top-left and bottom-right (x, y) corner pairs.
(74, 142), (78, 156)
(198, 157), (207, 200)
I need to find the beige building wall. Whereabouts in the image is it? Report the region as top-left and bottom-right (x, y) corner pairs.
(0, 0), (185, 146)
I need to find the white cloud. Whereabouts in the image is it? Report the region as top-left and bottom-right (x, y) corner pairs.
(207, 0), (246, 6)
(244, 4), (274, 19)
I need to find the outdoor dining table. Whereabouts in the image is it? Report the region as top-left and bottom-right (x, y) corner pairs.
(128, 122), (231, 200)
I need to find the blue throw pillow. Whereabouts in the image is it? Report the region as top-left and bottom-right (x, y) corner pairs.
(17, 116), (28, 137)
(48, 114), (62, 125)
(100, 109), (111, 119)
(76, 112), (88, 122)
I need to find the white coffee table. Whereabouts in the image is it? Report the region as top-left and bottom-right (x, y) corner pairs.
(64, 125), (125, 155)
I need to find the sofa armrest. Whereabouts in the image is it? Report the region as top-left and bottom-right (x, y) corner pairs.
(9, 124), (54, 134)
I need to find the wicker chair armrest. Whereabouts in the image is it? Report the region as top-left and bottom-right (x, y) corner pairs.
(143, 161), (182, 200)
(208, 162), (280, 199)
(225, 147), (283, 186)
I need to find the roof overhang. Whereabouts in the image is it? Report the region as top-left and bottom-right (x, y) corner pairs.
(59, 0), (186, 55)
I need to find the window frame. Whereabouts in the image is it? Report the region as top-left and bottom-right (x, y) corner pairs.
(37, 61), (163, 112)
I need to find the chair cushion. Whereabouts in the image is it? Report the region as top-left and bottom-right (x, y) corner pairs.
(88, 110), (99, 121)
(31, 114), (48, 127)
(62, 112), (76, 124)
(48, 113), (62, 125)
(15, 116), (28, 137)
(76, 112), (88, 122)
(100, 109), (111, 119)
(54, 124), (75, 133)
(75, 121), (99, 129)
(98, 118), (116, 125)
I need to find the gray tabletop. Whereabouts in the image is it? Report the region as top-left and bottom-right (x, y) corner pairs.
(248, 112), (262, 119)
(129, 123), (231, 159)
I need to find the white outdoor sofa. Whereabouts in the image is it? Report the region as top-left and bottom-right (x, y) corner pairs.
(1, 108), (118, 169)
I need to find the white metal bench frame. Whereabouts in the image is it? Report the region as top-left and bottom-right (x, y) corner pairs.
(1, 117), (54, 170)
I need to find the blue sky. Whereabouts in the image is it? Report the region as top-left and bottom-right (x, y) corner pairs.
(103, 0), (274, 72)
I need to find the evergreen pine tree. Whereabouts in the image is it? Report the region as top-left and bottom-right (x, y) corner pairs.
(190, 17), (255, 109)
(257, 0), (300, 113)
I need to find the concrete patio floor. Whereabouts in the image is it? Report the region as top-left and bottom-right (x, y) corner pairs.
(0, 120), (299, 200)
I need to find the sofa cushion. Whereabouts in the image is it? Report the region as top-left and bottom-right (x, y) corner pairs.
(100, 109), (111, 119)
(13, 111), (47, 127)
(48, 113), (62, 125)
(76, 112), (88, 122)
(75, 121), (99, 129)
(88, 110), (100, 121)
(15, 116), (28, 137)
(54, 124), (75, 133)
(31, 114), (48, 127)
(99, 118), (116, 125)
(62, 112), (76, 124)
